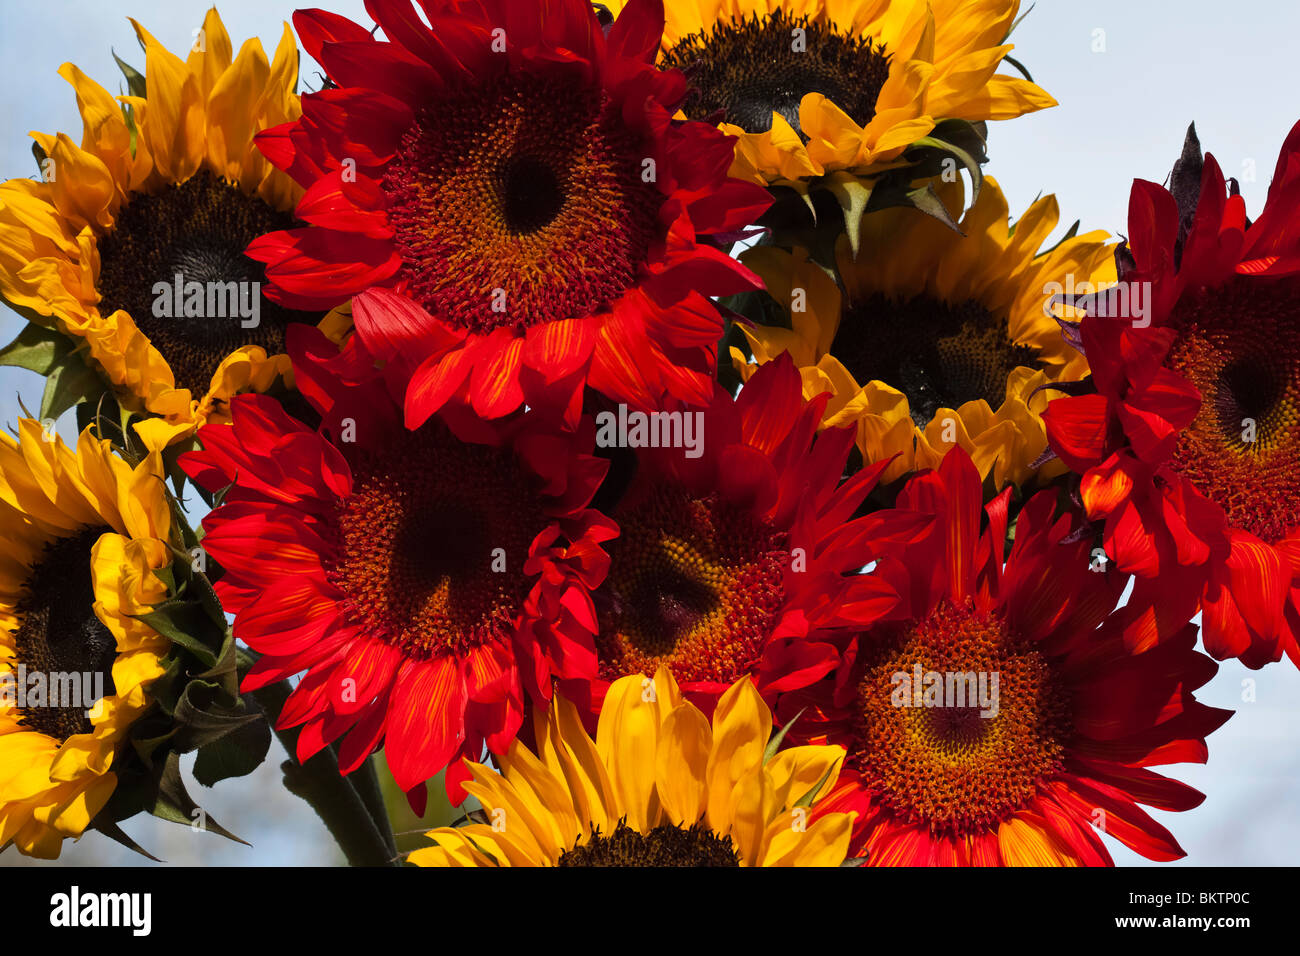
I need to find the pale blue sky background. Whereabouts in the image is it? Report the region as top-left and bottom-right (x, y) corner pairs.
(0, 0), (1298, 867)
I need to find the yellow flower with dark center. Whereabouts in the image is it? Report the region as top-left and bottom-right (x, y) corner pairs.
(0, 421), (172, 858)
(732, 177), (1116, 489)
(602, 0), (1055, 189)
(0, 8), (342, 451)
(410, 668), (855, 867)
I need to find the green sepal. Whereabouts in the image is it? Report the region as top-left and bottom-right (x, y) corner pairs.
(172, 678), (265, 755)
(91, 749), (249, 856)
(823, 172), (874, 257)
(89, 819), (163, 863)
(31, 140), (48, 178)
(763, 708), (805, 766)
(0, 322), (74, 375)
(1035, 218), (1082, 258)
(41, 345), (105, 422)
(793, 761), (838, 809)
(903, 182), (964, 233)
(134, 599), (221, 669)
(192, 705), (272, 787)
(113, 49), (147, 98)
(905, 126), (987, 207)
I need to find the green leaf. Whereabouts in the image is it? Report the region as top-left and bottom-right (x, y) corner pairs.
(91, 819), (163, 863)
(192, 709), (272, 787)
(193, 628), (241, 700)
(143, 655), (187, 724)
(161, 434), (201, 501)
(40, 348), (104, 421)
(173, 679), (263, 753)
(133, 599), (221, 668)
(153, 750), (248, 845)
(0, 323), (72, 375)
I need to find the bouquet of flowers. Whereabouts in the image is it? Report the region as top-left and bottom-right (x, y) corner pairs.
(0, 0), (1289, 869)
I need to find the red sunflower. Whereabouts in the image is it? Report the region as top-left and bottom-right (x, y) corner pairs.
(179, 325), (616, 806)
(246, 0), (770, 422)
(1043, 122), (1300, 669)
(563, 353), (931, 721)
(782, 448), (1231, 865)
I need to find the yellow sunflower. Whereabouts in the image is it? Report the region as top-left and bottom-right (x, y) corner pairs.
(732, 177), (1116, 490)
(0, 8), (341, 452)
(0, 420), (172, 858)
(603, 0), (1054, 190)
(410, 668), (855, 867)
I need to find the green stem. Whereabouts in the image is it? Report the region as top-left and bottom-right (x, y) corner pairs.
(348, 754), (399, 860)
(251, 679), (398, 867)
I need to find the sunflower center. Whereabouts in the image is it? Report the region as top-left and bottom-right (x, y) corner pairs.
(11, 526), (117, 743)
(382, 70), (662, 335)
(501, 156), (565, 234)
(96, 170), (321, 398)
(325, 426), (548, 658)
(595, 483), (787, 685)
(1165, 277), (1300, 543)
(660, 10), (892, 136)
(557, 820), (741, 866)
(847, 601), (1070, 839)
(837, 293), (1040, 427)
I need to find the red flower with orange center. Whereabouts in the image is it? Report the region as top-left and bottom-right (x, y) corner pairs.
(179, 325), (615, 806)
(781, 448), (1230, 865)
(246, 0), (771, 421)
(565, 353), (932, 719)
(1044, 123), (1300, 669)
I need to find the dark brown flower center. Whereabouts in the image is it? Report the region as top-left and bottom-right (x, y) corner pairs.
(382, 70), (662, 334)
(847, 601), (1070, 839)
(11, 526), (117, 743)
(661, 10), (892, 137)
(558, 820), (741, 867)
(325, 425), (549, 658)
(595, 483), (788, 685)
(1166, 276), (1300, 544)
(96, 170), (321, 397)
(837, 293), (1041, 426)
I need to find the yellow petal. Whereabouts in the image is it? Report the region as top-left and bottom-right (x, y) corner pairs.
(655, 701), (712, 826)
(705, 677), (770, 834)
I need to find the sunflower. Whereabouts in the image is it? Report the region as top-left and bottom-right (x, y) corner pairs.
(0, 420), (172, 858)
(779, 447), (1231, 865)
(0, 8), (339, 452)
(732, 177), (1116, 489)
(1044, 123), (1300, 670)
(410, 667), (855, 866)
(247, 0), (771, 422)
(568, 353), (929, 722)
(179, 323), (618, 807)
(602, 0), (1054, 192)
